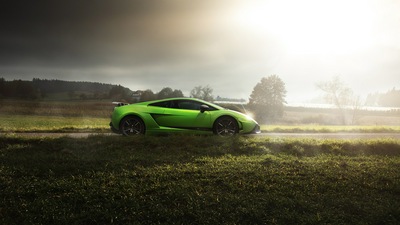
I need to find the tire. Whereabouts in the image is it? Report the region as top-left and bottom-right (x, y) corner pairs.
(213, 116), (238, 136)
(120, 116), (145, 136)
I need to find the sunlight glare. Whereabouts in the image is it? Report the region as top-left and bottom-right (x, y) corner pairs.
(231, 0), (376, 56)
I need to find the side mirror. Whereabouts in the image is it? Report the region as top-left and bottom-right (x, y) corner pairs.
(200, 104), (210, 113)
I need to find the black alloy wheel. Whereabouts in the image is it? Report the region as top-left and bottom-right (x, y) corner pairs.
(213, 116), (239, 136)
(120, 116), (145, 136)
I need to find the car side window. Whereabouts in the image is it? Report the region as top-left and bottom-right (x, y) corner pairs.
(177, 100), (202, 110)
(149, 100), (172, 108)
(173, 100), (217, 111)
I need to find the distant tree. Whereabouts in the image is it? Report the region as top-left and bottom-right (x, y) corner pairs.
(1, 78), (136, 101)
(201, 85), (214, 102)
(140, 89), (157, 101)
(0, 77), (5, 97)
(171, 89), (184, 98)
(93, 92), (102, 100)
(248, 75), (287, 123)
(109, 85), (131, 101)
(68, 91), (76, 99)
(79, 93), (87, 100)
(316, 76), (355, 124)
(379, 88), (400, 107)
(365, 92), (380, 106)
(190, 86), (203, 99)
(316, 76), (353, 109)
(157, 87), (174, 99)
(12, 80), (41, 99)
(109, 85), (123, 98)
(156, 87), (184, 99)
(190, 85), (214, 101)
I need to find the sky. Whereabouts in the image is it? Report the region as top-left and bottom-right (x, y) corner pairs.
(1, 0), (399, 103)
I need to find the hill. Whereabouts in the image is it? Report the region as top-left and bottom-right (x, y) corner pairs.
(0, 78), (133, 101)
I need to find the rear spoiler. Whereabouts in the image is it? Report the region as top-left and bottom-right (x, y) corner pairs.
(112, 102), (129, 107)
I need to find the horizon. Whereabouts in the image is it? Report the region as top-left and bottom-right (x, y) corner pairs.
(2, 77), (400, 109)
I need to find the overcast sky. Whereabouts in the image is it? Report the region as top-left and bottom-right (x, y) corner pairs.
(1, 0), (399, 103)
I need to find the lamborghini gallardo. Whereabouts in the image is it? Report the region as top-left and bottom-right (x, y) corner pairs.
(110, 98), (260, 136)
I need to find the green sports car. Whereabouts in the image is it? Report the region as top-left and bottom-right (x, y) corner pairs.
(110, 98), (260, 136)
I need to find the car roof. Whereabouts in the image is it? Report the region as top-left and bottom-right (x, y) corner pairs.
(139, 97), (224, 110)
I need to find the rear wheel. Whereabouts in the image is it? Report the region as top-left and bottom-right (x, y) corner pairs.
(120, 116), (145, 136)
(213, 116), (238, 136)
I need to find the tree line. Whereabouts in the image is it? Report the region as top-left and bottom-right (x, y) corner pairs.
(0, 78), (122, 100)
(365, 88), (400, 107)
(0, 77), (288, 123)
(0, 78), (218, 103)
(2, 75), (399, 125)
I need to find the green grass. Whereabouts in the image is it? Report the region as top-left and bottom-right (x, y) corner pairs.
(0, 99), (113, 117)
(2, 115), (400, 133)
(1, 100), (400, 133)
(0, 115), (109, 132)
(262, 124), (400, 133)
(1, 135), (399, 224)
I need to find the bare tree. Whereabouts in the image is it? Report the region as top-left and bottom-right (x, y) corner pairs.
(351, 95), (362, 125)
(190, 85), (214, 101)
(316, 76), (355, 124)
(190, 86), (202, 99)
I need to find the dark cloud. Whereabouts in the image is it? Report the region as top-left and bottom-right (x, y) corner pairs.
(0, 0), (234, 68)
(0, 0), (263, 97)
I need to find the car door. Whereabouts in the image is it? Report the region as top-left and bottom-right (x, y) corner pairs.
(156, 100), (212, 129)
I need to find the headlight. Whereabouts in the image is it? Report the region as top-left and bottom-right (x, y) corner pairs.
(245, 112), (255, 120)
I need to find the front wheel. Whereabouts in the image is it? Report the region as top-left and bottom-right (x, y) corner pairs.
(213, 116), (238, 136)
(120, 116), (145, 136)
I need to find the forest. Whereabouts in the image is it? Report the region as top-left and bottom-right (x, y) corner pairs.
(365, 88), (400, 107)
(0, 78), (133, 101)
(0, 78), (211, 103)
(1, 77), (400, 108)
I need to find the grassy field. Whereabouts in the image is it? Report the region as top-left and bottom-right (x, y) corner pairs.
(1, 99), (400, 133)
(0, 100), (111, 132)
(262, 125), (400, 133)
(0, 115), (109, 133)
(1, 135), (399, 224)
(283, 106), (400, 126)
(2, 114), (400, 133)
(0, 99), (114, 117)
